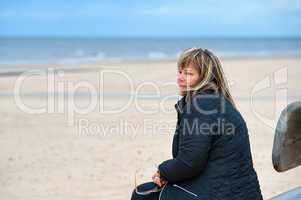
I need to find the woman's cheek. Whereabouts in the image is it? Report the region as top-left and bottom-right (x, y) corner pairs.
(188, 76), (196, 85)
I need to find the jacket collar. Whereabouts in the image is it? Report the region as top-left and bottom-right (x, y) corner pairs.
(174, 89), (218, 114)
(174, 96), (186, 114)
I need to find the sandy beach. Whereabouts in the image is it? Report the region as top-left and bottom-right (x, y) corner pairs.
(0, 56), (301, 200)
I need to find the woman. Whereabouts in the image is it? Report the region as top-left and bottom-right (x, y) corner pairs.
(131, 48), (263, 200)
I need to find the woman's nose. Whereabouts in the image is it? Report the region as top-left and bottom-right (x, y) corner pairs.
(177, 73), (184, 82)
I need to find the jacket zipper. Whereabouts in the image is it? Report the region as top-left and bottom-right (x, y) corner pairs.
(173, 184), (198, 197)
(159, 184), (167, 200)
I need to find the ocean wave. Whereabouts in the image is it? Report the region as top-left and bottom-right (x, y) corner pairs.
(147, 51), (169, 59)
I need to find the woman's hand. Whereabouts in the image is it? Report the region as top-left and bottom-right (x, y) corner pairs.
(152, 171), (167, 187)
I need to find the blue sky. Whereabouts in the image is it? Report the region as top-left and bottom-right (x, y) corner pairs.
(0, 0), (300, 37)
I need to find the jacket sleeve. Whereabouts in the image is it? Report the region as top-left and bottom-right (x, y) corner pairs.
(158, 97), (218, 183)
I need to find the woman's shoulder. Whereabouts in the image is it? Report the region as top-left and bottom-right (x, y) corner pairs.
(189, 90), (245, 123)
(189, 89), (225, 112)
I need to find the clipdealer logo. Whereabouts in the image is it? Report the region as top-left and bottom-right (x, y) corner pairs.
(13, 68), (178, 126)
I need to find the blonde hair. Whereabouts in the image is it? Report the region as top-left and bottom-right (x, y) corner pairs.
(177, 47), (236, 108)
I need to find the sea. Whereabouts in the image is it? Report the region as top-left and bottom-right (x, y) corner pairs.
(0, 37), (301, 65)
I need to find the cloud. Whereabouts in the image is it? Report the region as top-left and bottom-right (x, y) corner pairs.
(138, 0), (301, 27)
(140, 4), (209, 17)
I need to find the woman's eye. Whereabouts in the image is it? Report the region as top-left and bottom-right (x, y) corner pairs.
(185, 72), (193, 75)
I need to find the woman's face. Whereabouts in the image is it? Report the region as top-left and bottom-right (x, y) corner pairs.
(177, 64), (202, 94)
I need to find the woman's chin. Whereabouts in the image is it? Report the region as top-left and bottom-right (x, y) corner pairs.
(178, 90), (186, 96)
